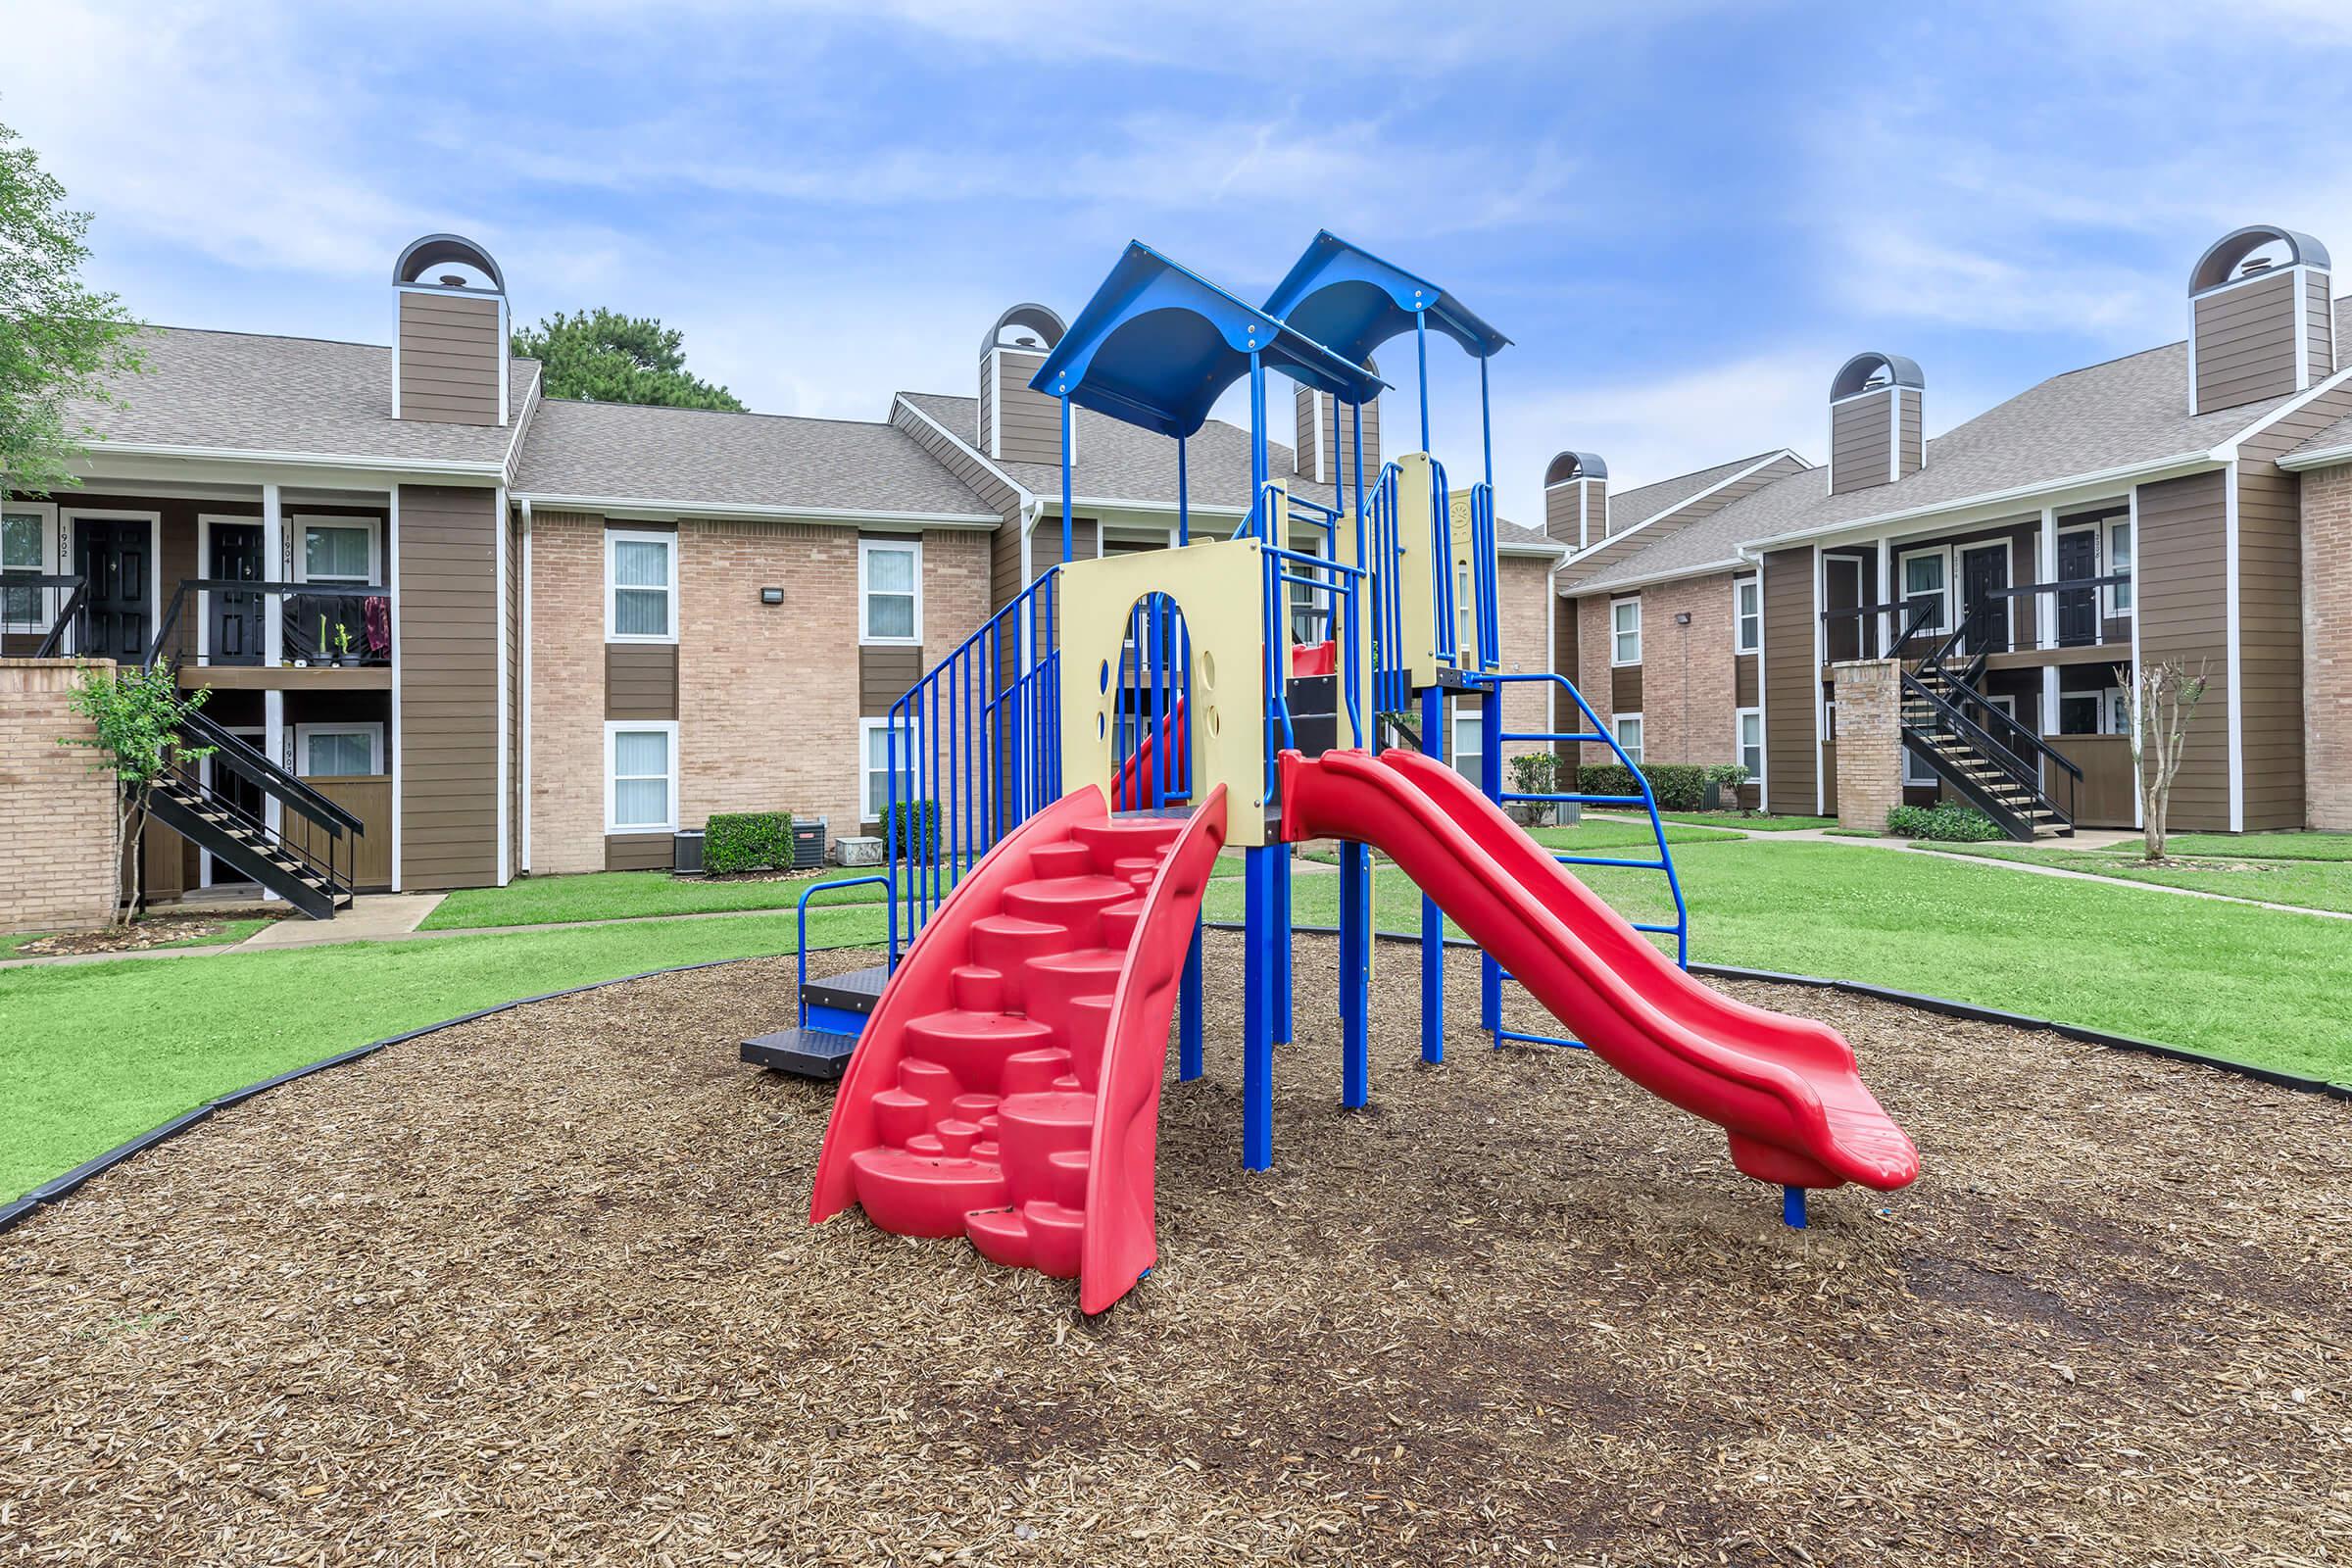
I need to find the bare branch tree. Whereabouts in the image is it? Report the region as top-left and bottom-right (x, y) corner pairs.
(2118, 660), (2209, 862)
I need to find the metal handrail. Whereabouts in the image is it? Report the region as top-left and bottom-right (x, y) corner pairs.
(15, 574), (89, 659)
(148, 577), (390, 668)
(160, 748), (352, 906)
(797, 876), (893, 1028)
(1900, 670), (2080, 830)
(177, 707), (366, 839)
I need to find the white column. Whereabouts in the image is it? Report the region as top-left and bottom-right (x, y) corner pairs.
(261, 483), (285, 837)
(1875, 541), (1892, 658)
(2036, 506), (2056, 651)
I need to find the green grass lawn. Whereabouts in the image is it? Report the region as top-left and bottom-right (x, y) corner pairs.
(0, 903), (896, 1201)
(6, 916), (275, 956)
(1915, 841), (2352, 915)
(1623, 811), (1838, 832)
(2092, 832), (2352, 861)
(421, 865), (898, 930)
(1205, 836), (2351, 1081)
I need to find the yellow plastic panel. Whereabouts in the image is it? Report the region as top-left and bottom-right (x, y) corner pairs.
(1392, 452), (1440, 690)
(1056, 537), (1272, 848)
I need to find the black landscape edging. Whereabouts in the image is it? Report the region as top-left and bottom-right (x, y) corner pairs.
(1206, 918), (2352, 1102)
(11, 926), (2344, 1240)
(0, 956), (761, 1237)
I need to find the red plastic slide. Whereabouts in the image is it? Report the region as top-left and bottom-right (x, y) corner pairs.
(1280, 748), (1919, 1193)
(808, 784), (1228, 1313)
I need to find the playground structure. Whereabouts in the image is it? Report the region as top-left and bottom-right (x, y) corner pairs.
(792, 234), (1920, 1312)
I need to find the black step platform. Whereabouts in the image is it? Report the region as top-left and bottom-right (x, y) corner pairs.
(802, 962), (890, 1018)
(741, 1025), (859, 1080)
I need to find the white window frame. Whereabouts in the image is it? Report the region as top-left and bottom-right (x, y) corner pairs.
(1735, 706), (1764, 786)
(1609, 596), (1642, 665)
(604, 720), (680, 834)
(1450, 702), (1483, 780)
(1903, 739), (1937, 787)
(291, 514), (384, 585)
(2104, 516), (2134, 617)
(860, 713), (917, 820)
(605, 528), (679, 644)
(293, 721), (385, 777)
(1612, 711), (1643, 766)
(1733, 575), (1761, 655)
(858, 536), (923, 648)
(1822, 552), (1870, 660)
(1895, 545), (1950, 637)
(0, 499), (59, 634)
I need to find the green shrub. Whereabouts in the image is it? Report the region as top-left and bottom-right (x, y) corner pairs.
(1506, 752), (1560, 796)
(1570, 761), (1710, 810)
(702, 810), (794, 874)
(886, 800), (937, 857)
(1887, 802), (2005, 842)
(1704, 763), (1751, 790)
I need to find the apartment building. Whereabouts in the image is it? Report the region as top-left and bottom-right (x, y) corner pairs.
(3, 234), (1560, 927)
(1552, 222), (2352, 836)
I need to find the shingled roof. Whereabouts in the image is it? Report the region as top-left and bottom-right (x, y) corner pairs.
(1567, 308), (2352, 597)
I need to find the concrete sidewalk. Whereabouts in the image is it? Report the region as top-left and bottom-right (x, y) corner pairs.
(235, 894), (445, 949)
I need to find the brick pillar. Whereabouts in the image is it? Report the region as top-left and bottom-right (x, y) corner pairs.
(1829, 659), (1902, 832)
(2305, 464), (2352, 830)
(0, 659), (122, 930)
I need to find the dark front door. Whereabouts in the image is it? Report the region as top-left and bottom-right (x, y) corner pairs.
(2054, 528), (2098, 646)
(1823, 556), (1866, 662)
(207, 523), (264, 665)
(1959, 544), (2010, 654)
(206, 736), (267, 885)
(73, 518), (151, 662)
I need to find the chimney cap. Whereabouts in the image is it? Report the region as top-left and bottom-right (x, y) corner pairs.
(2189, 224), (2329, 293)
(1544, 450), (1607, 486)
(394, 232), (505, 293)
(1830, 352), (1924, 401)
(982, 302), (1067, 359)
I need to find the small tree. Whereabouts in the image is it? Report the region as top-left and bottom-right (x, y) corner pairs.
(0, 110), (146, 496)
(59, 662), (211, 925)
(2119, 660), (2208, 862)
(512, 309), (745, 411)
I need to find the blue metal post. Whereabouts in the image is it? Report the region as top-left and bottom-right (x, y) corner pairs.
(1783, 1187), (1808, 1229)
(1243, 845), (1275, 1169)
(1339, 840), (1368, 1106)
(1180, 915), (1204, 1081)
(1177, 435), (1190, 546)
(1479, 680), (1501, 1038)
(1418, 680), (1444, 1064)
(1249, 352), (1267, 503)
(1479, 354), (1494, 490)
(1058, 390), (1074, 564)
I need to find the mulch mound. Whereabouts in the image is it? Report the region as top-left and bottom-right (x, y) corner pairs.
(3, 937), (2345, 1565)
(15, 913), (274, 956)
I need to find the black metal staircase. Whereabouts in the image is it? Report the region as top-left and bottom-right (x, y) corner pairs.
(151, 709), (365, 919)
(1892, 600), (2080, 841)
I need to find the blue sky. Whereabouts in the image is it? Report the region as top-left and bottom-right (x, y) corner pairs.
(10, 0), (2350, 519)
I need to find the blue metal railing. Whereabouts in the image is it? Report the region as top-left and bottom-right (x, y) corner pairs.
(1476, 668), (1689, 1054)
(1427, 457), (1457, 666)
(1259, 544), (1364, 803)
(1112, 592), (1192, 810)
(885, 564), (1062, 963)
(798, 875), (893, 1027)
(1465, 480), (1499, 672)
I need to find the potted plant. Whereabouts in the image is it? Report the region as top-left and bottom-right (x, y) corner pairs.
(1702, 763), (1750, 812)
(1505, 752), (1561, 827)
(332, 621), (357, 667)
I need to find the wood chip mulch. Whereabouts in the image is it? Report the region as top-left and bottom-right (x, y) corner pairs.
(13, 913), (275, 957)
(2, 936), (2346, 1566)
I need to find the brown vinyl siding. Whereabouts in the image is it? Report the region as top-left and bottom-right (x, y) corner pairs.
(1610, 662), (1642, 715)
(991, 521), (1024, 612)
(1761, 548), (1817, 813)
(396, 484), (501, 889)
(1735, 655), (1758, 709)
(2306, 271), (2336, 381)
(1897, 388), (1924, 477)
(1552, 594), (1578, 761)
(1830, 389), (1893, 494)
(605, 643), (678, 719)
(605, 833), (670, 871)
(992, 349), (1058, 465)
(2134, 469), (2230, 830)
(397, 292), (502, 426)
(859, 645), (922, 717)
(976, 358), (995, 456)
(2192, 270), (2300, 414)
(1293, 386), (1381, 484)
(2063, 736), (2136, 829)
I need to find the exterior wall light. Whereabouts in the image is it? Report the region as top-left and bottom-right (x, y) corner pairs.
(760, 587), (785, 606)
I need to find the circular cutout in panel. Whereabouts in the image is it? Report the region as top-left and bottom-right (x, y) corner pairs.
(1200, 650), (1216, 690)
(1206, 706), (1221, 737)
(1098, 711), (1106, 740)
(1099, 659), (1110, 694)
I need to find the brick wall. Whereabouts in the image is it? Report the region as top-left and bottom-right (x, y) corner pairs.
(1494, 557), (1553, 767)
(1829, 660), (1902, 832)
(0, 660), (121, 930)
(2306, 463), (2352, 829)
(1574, 589), (1615, 769)
(524, 512), (608, 874)
(1566, 572), (1747, 773)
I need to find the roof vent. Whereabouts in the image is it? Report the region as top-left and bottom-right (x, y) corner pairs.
(392, 232), (509, 427)
(1543, 450), (1607, 550)
(979, 303), (1070, 464)
(1828, 353), (1924, 495)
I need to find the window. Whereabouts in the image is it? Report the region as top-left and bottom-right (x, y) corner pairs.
(296, 518), (378, 584)
(295, 724), (383, 777)
(1734, 577), (1761, 654)
(2056, 689), (2130, 737)
(1903, 743), (1937, 787)
(1451, 702), (1483, 780)
(606, 722), (678, 832)
(606, 529), (677, 642)
(860, 538), (921, 645)
(2106, 518), (2133, 614)
(1610, 597), (1641, 664)
(1613, 712), (1643, 765)
(1736, 708), (1764, 783)
(861, 715), (917, 819)
(2, 505), (52, 632)
(1898, 549), (1947, 635)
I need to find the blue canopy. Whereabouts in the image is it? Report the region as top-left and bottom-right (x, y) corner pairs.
(1260, 230), (1510, 364)
(1028, 242), (1388, 440)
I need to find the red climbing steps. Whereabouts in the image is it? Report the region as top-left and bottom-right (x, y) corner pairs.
(809, 783), (1228, 1313)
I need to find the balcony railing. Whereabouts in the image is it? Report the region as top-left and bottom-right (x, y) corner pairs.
(149, 578), (392, 669)
(3, 574), (89, 658)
